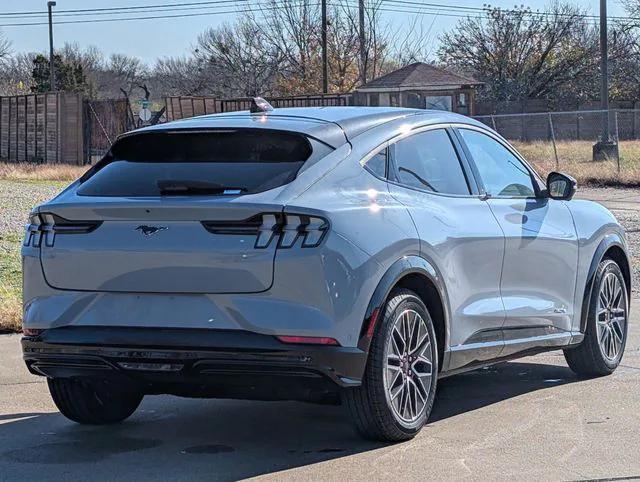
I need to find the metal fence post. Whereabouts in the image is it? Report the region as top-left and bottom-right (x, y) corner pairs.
(548, 113), (559, 171)
(490, 114), (497, 132)
(615, 110), (621, 175)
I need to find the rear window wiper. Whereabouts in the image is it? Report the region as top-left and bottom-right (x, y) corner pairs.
(157, 180), (247, 196)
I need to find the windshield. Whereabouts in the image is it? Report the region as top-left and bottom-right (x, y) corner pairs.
(77, 129), (324, 197)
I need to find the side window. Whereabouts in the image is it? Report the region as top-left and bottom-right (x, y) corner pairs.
(390, 129), (470, 195)
(459, 129), (535, 197)
(364, 147), (387, 178)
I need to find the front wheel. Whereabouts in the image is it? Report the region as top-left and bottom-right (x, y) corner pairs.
(564, 258), (629, 376)
(344, 288), (438, 442)
(48, 378), (143, 425)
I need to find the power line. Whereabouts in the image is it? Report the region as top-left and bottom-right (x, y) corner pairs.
(0, 2), (318, 27)
(0, 0), (629, 22)
(0, 0), (627, 27)
(381, 0), (625, 23)
(0, 0), (248, 17)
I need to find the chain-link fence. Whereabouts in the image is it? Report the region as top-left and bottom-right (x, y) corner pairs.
(473, 109), (640, 185)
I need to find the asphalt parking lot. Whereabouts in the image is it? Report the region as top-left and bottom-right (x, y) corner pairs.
(1, 304), (639, 482)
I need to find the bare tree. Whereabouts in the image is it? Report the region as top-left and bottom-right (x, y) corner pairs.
(96, 53), (147, 98)
(150, 56), (214, 96)
(611, 1), (640, 99)
(0, 29), (10, 61)
(0, 53), (35, 95)
(195, 19), (279, 97)
(438, 2), (600, 101)
(250, 0), (322, 94)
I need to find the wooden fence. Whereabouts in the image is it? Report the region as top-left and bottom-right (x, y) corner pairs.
(165, 93), (353, 121)
(0, 92), (84, 165)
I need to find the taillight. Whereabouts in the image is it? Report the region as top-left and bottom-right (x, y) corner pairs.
(22, 328), (44, 337)
(202, 212), (329, 249)
(23, 213), (42, 247)
(23, 212), (101, 248)
(277, 214), (328, 249)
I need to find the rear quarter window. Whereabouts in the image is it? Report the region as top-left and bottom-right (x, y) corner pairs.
(78, 129), (330, 197)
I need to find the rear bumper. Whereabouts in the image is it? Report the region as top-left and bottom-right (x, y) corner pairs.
(22, 327), (367, 401)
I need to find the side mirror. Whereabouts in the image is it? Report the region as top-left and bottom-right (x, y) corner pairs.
(546, 172), (577, 200)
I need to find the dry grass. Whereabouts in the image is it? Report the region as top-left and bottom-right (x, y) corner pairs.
(0, 232), (23, 333)
(0, 286), (21, 333)
(513, 140), (640, 186)
(0, 162), (88, 182)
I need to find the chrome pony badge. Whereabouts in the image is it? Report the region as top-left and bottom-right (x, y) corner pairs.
(135, 225), (168, 237)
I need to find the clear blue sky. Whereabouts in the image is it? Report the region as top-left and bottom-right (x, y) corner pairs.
(0, 0), (628, 65)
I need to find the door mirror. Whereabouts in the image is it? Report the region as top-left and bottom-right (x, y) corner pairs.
(546, 172), (577, 200)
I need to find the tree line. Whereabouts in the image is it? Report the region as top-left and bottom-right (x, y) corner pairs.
(1, 0), (640, 103)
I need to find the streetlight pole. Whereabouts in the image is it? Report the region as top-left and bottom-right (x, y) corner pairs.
(47, 1), (56, 92)
(321, 0), (328, 94)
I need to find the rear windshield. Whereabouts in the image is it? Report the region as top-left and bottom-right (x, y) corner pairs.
(78, 129), (326, 197)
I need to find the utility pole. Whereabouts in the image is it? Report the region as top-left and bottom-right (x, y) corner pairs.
(593, 0), (618, 161)
(47, 1), (56, 92)
(358, 0), (366, 86)
(321, 0), (328, 94)
(600, 0), (610, 142)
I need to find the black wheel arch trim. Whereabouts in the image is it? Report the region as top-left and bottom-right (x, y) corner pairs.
(580, 233), (631, 333)
(357, 255), (450, 353)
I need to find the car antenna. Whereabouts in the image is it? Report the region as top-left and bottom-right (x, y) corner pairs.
(250, 97), (274, 114)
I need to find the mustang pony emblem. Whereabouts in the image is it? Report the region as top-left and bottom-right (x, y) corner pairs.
(135, 225), (168, 236)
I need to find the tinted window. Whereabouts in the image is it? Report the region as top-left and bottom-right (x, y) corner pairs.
(78, 130), (323, 197)
(365, 148), (387, 178)
(390, 129), (470, 195)
(459, 129), (535, 197)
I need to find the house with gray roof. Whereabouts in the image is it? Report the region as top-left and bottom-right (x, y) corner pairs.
(354, 62), (482, 115)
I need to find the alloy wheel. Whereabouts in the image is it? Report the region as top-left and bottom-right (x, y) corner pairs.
(596, 272), (627, 362)
(384, 309), (434, 424)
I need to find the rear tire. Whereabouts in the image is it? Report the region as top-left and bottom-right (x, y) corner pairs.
(344, 288), (438, 442)
(564, 258), (629, 376)
(48, 378), (143, 425)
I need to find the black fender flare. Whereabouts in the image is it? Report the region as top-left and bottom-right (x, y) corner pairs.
(580, 233), (630, 333)
(357, 255), (450, 353)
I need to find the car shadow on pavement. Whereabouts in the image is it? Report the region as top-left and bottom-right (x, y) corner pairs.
(0, 360), (583, 480)
(431, 360), (579, 422)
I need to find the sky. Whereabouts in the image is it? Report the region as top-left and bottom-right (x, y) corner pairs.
(0, 0), (629, 65)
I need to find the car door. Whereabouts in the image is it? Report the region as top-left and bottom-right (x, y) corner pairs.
(384, 126), (507, 369)
(455, 127), (579, 355)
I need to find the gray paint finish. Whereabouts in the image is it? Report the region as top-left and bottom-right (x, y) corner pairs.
(22, 107), (631, 377)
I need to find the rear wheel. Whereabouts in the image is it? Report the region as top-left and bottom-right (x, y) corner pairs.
(564, 258), (629, 376)
(344, 288), (438, 442)
(48, 378), (143, 425)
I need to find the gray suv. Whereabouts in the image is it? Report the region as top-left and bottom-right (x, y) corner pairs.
(21, 105), (631, 441)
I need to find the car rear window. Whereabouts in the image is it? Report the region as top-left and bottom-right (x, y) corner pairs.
(77, 129), (327, 197)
